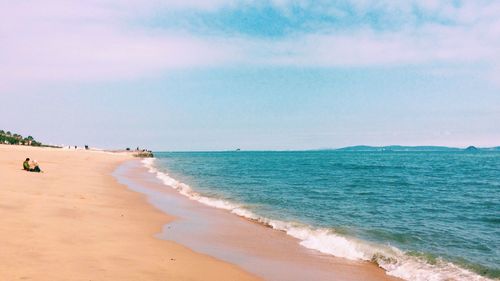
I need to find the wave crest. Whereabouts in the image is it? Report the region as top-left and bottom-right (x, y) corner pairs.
(141, 158), (493, 281)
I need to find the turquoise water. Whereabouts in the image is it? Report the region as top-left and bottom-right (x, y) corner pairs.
(149, 151), (499, 280)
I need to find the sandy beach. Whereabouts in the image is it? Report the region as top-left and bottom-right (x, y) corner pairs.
(116, 159), (403, 281)
(0, 144), (403, 281)
(0, 145), (260, 281)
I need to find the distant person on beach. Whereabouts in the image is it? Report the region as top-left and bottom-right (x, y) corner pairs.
(31, 160), (41, 172)
(23, 158), (30, 171)
(22, 158), (42, 172)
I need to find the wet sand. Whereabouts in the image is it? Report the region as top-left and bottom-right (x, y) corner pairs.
(115, 159), (403, 281)
(0, 145), (260, 281)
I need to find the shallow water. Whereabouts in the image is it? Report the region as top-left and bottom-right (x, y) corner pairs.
(150, 151), (500, 280)
(114, 160), (399, 281)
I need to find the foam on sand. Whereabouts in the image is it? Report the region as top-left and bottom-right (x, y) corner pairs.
(142, 158), (493, 281)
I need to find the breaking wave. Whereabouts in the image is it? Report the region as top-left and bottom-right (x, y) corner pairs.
(141, 158), (494, 281)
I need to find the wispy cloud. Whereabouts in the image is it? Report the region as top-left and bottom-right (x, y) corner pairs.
(0, 0), (241, 91)
(1, 0), (499, 92)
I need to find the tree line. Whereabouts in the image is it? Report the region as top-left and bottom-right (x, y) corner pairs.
(0, 130), (42, 146)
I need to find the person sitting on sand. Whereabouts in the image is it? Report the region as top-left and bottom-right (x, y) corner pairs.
(23, 158), (31, 171)
(23, 158), (42, 172)
(30, 160), (42, 173)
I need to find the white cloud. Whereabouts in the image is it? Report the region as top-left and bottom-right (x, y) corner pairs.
(1, 0), (499, 92)
(0, 0), (242, 92)
(236, 19), (499, 68)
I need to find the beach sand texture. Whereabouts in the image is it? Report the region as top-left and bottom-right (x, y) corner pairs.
(0, 145), (260, 281)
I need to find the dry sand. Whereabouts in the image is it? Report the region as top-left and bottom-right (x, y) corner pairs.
(0, 145), (260, 281)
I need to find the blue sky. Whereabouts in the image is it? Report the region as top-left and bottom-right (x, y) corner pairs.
(1, 0), (499, 150)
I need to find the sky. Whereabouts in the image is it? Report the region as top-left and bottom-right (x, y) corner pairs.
(1, 0), (499, 150)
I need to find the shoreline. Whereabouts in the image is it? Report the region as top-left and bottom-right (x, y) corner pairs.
(138, 152), (499, 281)
(114, 157), (402, 281)
(0, 145), (260, 281)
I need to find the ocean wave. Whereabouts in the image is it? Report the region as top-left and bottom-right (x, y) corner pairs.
(141, 158), (494, 281)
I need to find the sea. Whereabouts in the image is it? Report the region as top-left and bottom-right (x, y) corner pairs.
(143, 150), (499, 281)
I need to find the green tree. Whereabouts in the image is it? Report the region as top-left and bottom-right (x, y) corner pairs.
(31, 141), (42, 146)
(6, 131), (11, 136)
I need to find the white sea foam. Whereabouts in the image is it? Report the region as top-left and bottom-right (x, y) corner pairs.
(141, 158), (494, 281)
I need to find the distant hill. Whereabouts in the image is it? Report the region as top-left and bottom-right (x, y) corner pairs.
(334, 145), (499, 152)
(480, 146), (500, 151)
(335, 145), (460, 152)
(464, 146), (479, 152)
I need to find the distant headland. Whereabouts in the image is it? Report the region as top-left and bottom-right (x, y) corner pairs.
(331, 145), (500, 152)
